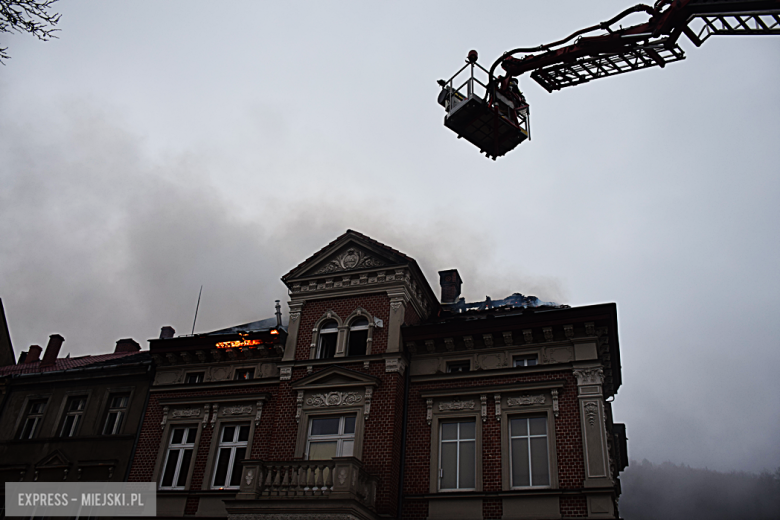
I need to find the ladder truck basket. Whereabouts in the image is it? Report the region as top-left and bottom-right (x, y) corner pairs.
(437, 53), (530, 159)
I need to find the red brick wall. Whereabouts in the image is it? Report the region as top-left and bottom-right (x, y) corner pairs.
(404, 303), (422, 326)
(295, 294), (391, 360)
(560, 495), (588, 517)
(403, 371), (584, 513)
(128, 385), (281, 484)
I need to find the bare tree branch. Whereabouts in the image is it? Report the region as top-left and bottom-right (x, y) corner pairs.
(0, 0), (61, 62)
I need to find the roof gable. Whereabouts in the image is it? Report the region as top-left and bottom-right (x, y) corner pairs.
(291, 365), (379, 390)
(282, 230), (412, 283)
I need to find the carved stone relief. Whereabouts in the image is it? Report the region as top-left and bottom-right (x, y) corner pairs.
(506, 395), (546, 407)
(584, 401), (599, 427)
(314, 248), (386, 275)
(426, 398), (433, 426)
(222, 405), (253, 416)
(172, 407), (201, 418)
(523, 329), (533, 343)
(306, 392), (363, 408)
(211, 367), (230, 381)
(543, 346), (574, 364)
(480, 395), (487, 423)
(573, 367), (604, 386)
(438, 398), (475, 412)
(478, 353), (505, 370)
(551, 389), (559, 418)
(494, 394), (502, 421)
(280, 367), (292, 381)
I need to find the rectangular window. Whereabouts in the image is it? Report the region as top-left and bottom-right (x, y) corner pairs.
(510, 416), (550, 487)
(185, 372), (204, 384)
(19, 400), (47, 440)
(235, 369), (254, 380)
(160, 426), (197, 489)
(439, 420), (476, 490)
(103, 394), (129, 435)
(306, 415), (356, 460)
(212, 424), (250, 489)
(60, 397), (87, 437)
(447, 361), (471, 373)
(514, 355), (538, 367)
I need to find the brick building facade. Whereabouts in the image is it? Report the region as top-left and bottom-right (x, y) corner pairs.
(0, 230), (626, 520)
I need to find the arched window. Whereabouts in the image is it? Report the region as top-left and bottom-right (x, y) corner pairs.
(317, 320), (338, 359)
(347, 317), (369, 357)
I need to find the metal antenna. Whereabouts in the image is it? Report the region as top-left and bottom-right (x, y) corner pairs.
(191, 285), (203, 335)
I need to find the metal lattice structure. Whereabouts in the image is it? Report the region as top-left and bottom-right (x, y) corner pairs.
(437, 0), (780, 157)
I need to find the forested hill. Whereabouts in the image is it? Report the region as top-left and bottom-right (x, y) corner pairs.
(619, 460), (780, 520)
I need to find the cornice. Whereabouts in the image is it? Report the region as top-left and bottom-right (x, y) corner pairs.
(419, 380), (566, 399)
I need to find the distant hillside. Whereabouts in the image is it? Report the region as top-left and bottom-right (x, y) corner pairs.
(619, 459), (780, 520)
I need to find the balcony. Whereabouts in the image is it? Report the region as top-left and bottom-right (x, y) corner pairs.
(225, 457), (379, 520)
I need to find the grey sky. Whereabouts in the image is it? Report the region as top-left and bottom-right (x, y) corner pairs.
(0, 1), (778, 474)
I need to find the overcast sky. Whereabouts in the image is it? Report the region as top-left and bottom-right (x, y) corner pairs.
(1, 1), (778, 474)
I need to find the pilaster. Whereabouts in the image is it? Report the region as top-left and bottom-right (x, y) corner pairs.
(572, 365), (612, 488)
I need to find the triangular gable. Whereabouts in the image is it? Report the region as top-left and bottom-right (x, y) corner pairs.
(36, 450), (70, 468)
(283, 230), (413, 282)
(291, 365), (380, 390)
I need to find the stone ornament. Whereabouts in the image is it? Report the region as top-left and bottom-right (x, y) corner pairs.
(279, 366), (292, 381)
(222, 405), (253, 416)
(426, 398), (433, 426)
(506, 395), (546, 407)
(255, 401), (264, 426)
(551, 389), (559, 418)
(161, 406), (169, 429)
(314, 248), (386, 275)
(523, 329), (533, 343)
(295, 391), (304, 423)
(203, 404), (211, 425)
(306, 391), (363, 408)
(543, 327), (554, 342)
(494, 394), (502, 421)
(503, 331), (513, 346)
(172, 407), (201, 418)
(385, 357), (406, 374)
(245, 468), (255, 487)
(363, 387), (373, 422)
(210, 404), (219, 428)
(438, 398), (475, 412)
(584, 401), (599, 426)
(480, 395), (487, 422)
(573, 367), (604, 386)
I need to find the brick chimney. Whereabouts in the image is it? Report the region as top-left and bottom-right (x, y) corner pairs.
(115, 338), (141, 353)
(41, 334), (64, 367)
(438, 269), (463, 304)
(159, 326), (175, 339)
(25, 345), (42, 364)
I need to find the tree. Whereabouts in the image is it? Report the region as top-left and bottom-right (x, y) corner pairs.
(0, 0), (61, 63)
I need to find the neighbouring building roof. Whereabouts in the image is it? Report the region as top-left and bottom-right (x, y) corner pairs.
(0, 351), (148, 376)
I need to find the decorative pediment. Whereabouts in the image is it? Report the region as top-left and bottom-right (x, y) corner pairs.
(291, 366), (380, 390)
(283, 231), (409, 283)
(36, 450), (70, 469)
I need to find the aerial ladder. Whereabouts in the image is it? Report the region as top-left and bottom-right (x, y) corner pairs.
(437, 0), (780, 159)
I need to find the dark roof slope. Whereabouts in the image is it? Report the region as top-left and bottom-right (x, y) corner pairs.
(0, 351), (147, 376)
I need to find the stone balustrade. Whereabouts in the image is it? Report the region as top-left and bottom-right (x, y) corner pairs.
(236, 457), (377, 510)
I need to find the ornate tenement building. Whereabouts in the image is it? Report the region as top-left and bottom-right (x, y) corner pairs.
(129, 230), (628, 520)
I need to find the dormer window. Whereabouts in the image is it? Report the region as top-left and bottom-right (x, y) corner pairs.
(347, 318), (369, 356)
(317, 320), (338, 359)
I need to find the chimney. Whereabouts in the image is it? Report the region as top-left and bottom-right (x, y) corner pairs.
(25, 345), (42, 364)
(159, 326), (175, 339)
(41, 334), (64, 367)
(275, 300), (282, 328)
(115, 338), (141, 353)
(438, 269), (463, 304)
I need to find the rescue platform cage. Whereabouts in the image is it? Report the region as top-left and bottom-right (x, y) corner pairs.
(439, 58), (530, 159)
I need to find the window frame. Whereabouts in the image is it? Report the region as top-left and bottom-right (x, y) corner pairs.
(508, 415), (551, 488)
(499, 401), (559, 491)
(513, 355), (539, 368)
(316, 320), (339, 359)
(18, 398), (48, 440)
(305, 414), (357, 460)
(446, 360), (471, 373)
(59, 396), (87, 438)
(428, 405), (482, 493)
(437, 419), (477, 491)
(159, 425), (199, 490)
(346, 317), (370, 357)
(234, 368), (255, 380)
(210, 423), (251, 490)
(294, 406), (366, 461)
(185, 372), (205, 384)
(102, 393), (130, 435)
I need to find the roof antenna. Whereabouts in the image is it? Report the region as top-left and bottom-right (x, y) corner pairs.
(191, 285), (203, 335)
